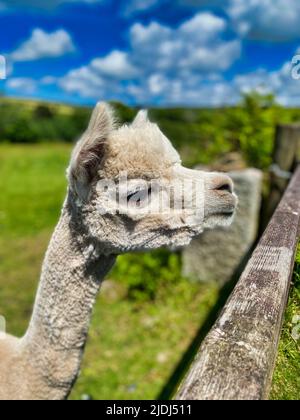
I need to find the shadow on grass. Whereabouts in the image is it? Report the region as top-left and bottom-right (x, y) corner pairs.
(157, 246), (256, 400)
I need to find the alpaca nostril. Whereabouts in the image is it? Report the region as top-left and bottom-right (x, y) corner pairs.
(213, 178), (233, 194)
(217, 183), (232, 193)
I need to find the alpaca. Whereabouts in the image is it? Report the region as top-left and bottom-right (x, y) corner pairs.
(0, 103), (237, 400)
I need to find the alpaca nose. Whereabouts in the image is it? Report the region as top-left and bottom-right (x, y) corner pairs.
(212, 175), (234, 194)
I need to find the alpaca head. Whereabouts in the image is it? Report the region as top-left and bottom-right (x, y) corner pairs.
(68, 103), (237, 254)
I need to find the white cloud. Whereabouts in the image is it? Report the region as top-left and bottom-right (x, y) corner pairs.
(59, 62), (128, 100)
(0, 0), (218, 15)
(227, 0), (300, 42)
(233, 61), (300, 106)
(127, 73), (239, 106)
(8, 54), (300, 107)
(59, 12), (241, 104)
(3, 1), (300, 106)
(129, 13), (240, 73)
(91, 50), (139, 79)
(60, 65), (106, 97)
(122, 0), (300, 42)
(122, 0), (223, 17)
(122, 0), (159, 16)
(40, 76), (58, 85)
(3, 0), (300, 44)
(60, 52), (300, 107)
(0, 55), (6, 79)
(10, 28), (75, 62)
(155, 60), (300, 107)
(6, 77), (37, 93)
(179, 12), (226, 40)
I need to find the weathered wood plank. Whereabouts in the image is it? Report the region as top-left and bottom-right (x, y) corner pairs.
(176, 166), (300, 401)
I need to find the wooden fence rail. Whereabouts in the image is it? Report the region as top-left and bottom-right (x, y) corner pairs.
(176, 165), (300, 401)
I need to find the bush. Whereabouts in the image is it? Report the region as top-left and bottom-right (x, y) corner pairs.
(0, 100), (92, 143)
(225, 93), (280, 169)
(112, 250), (183, 302)
(1, 93), (300, 170)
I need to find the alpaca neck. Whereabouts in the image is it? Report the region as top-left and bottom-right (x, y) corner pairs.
(21, 196), (116, 400)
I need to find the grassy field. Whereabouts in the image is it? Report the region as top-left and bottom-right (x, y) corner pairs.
(270, 245), (300, 400)
(0, 143), (299, 400)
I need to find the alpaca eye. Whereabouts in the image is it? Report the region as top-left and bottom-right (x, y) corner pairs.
(127, 187), (152, 204)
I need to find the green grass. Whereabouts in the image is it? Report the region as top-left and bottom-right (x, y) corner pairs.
(270, 245), (300, 400)
(0, 144), (218, 400)
(0, 143), (71, 237)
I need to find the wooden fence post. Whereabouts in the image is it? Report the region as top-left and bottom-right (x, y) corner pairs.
(264, 124), (300, 225)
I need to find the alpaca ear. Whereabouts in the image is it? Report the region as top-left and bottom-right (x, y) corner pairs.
(68, 102), (115, 201)
(132, 110), (149, 127)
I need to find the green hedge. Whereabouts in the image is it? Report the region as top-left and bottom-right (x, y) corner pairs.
(1, 94), (300, 169)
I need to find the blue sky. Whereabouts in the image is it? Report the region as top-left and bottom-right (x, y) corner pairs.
(0, 0), (300, 107)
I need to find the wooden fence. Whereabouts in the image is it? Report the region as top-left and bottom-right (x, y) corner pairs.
(175, 126), (300, 400)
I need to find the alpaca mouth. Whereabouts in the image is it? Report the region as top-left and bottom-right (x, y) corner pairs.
(219, 210), (235, 217)
(208, 209), (236, 220)
(211, 193), (238, 220)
